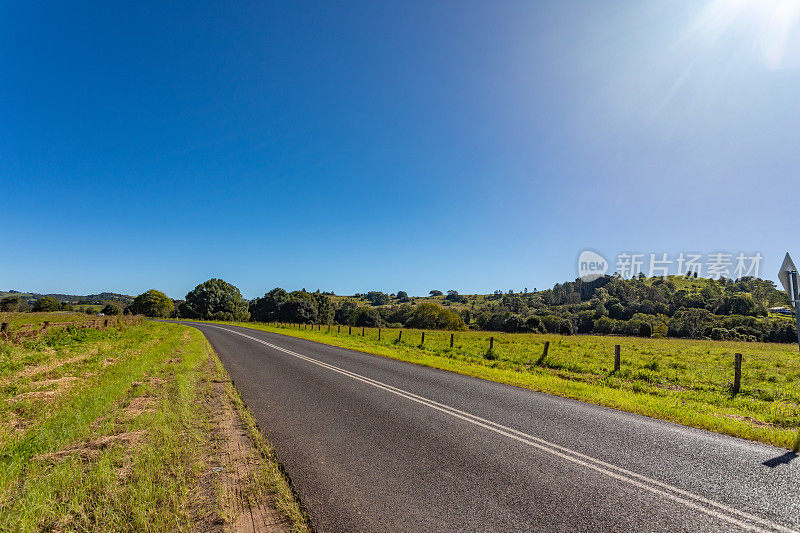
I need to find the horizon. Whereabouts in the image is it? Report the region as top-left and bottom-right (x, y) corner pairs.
(2, 271), (785, 302)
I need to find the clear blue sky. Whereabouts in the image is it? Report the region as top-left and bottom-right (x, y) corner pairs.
(2, 1), (799, 299)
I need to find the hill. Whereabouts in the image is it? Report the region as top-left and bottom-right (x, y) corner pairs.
(0, 290), (134, 307)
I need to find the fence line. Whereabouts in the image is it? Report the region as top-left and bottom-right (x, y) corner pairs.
(262, 321), (748, 393)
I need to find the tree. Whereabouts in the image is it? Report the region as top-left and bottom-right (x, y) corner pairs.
(313, 292), (334, 324)
(429, 290), (443, 297)
(396, 291), (408, 300)
(0, 295), (26, 312)
(32, 296), (61, 312)
(365, 291), (390, 306)
(130, 289), (175, 318)
(279, 292), (318, 323)
(405, 303), (467, 330)
(335, 299), (358, 324)
(249, 288), (288, 322)
(182, 279), (249, 321)
(101, 302), (122, 316)
(351, 306), (381, 327)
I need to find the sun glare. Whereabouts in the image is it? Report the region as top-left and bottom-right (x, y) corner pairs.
(691, 0), (800, 69)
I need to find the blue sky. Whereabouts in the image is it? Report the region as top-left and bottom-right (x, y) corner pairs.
(2, 0), (799, 299)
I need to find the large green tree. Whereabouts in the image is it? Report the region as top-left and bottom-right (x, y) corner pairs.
(130, 289), (175, 318)
(249, 288), (289, 322)
(405, 303), (467, 330)
(183, 279), (249, 321)
(0, 295), (26, 312)
(32, 296), (61, 312)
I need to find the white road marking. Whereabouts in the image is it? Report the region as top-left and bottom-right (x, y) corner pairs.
(203, 323), (796, 533)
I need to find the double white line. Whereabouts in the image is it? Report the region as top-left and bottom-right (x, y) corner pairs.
(207, 324), (796, 533)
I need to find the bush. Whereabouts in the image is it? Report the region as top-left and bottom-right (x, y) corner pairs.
(101, 303), (122, 316)
(593, 316), (617, 334)
(365, 291), (390, 306)
(0, 296), (26, 312)
(710, 327), (729, 340)
(351, 307), (381, 327)
(130, 289), (175, 318)
(335, 299), (358, 325)
(540, 315), (562, 334)
(32, 296), (61, 312)
(405, 303), (467, 330)
(182, 279), (249, 321)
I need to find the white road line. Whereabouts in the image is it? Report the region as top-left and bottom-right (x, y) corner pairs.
(203, 323), (796, 533)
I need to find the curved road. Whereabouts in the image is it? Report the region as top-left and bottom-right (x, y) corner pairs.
(180, 321), (800, 532)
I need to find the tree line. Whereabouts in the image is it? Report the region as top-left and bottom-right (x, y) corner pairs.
(7, 274), (798, 342)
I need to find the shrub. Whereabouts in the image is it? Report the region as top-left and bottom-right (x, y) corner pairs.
(0, 296), (26, 312)
(101, 303), (122, 316)
(365, 291), (390, 306)
(335, 299), (358, 324)
(32, 296), (61, 312)
(405, 303), (467, 330)
(351, 307), (381, 327)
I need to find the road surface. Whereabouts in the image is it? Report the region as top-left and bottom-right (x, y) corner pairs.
(179, 321), (800, 532)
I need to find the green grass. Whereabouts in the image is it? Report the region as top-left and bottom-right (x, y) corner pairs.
(204, 320), (800, 450)
(0, 311), (102, 329)
(0, 320), (308, 532)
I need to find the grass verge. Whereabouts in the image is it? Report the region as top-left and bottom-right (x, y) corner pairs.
(191, 320), (800, 450)
(0, 320), (309, 532)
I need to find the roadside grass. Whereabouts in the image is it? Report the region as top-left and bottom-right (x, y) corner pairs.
(0, 320), (309, 532)
(199, 320), (800, 450)
(0, 311), (101, 329)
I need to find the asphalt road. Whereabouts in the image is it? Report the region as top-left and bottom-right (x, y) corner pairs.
(180, 321), (800, 532)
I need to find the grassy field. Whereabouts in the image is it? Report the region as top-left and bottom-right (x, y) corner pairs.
(206, 321), (800, 450)
(0, 320), (308, 531)
(0, 311), (104, 328)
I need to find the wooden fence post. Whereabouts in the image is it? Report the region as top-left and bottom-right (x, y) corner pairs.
(328, 324), (331, 333)
(104, 319), (109, 327)
(543, 341), (550, 358)
(398, 330), (402, 342)
(349, 326), (352, 335)
(362, 327), (365, 337)
(489, 336), (494, 350)
(614, 345), (621, 372)
(450, 333), (454, 348)
(42, 321), (50, 331)
(733, 353), (742, 394)
(378, 328), (381, 340)
(421, 332), (425, 345)
(0, 323), (7, 335)
(338, 325), (341, 333)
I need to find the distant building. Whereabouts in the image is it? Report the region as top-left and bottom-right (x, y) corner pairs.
(769, 307), (794, 316)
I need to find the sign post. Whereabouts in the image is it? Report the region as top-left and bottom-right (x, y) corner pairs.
(777, 253), (800, 352)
